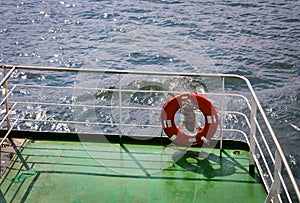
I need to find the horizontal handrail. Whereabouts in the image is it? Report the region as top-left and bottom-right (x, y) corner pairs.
(1, 65), (246, 78)
(10, 117), (163, 129)
(8, 101), (162, 111)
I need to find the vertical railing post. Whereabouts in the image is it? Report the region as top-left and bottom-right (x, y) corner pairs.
(118, 74), (123, 144)
(1, 67), (11, 175)
(219, 77), (225, 157)
(265, 150), (282, 203)
(3, 67), (11, 129)
(249, 96), (257, 175)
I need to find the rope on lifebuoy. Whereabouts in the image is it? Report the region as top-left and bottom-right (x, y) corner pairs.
(160, 93), (218, 146)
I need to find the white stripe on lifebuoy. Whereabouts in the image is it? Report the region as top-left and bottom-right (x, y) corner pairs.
(188, 138), (196, 143)
(207, 116), (212, 124)
(170, 135), (177, 141)
(181, 96), (189, 99)
(166, 120), (172, 128)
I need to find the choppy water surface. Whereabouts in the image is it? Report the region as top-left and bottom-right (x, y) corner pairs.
(1, 0), (299, 189)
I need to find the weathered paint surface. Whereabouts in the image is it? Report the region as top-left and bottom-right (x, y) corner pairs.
(1, 140), (266, 203)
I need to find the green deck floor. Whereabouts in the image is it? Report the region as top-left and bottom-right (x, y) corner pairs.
(1, 139), (266, 203)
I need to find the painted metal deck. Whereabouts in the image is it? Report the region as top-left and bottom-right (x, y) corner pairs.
(1, 139), (266, 203)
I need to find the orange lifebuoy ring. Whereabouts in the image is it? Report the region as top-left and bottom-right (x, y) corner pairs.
(160, 93), (218, 146)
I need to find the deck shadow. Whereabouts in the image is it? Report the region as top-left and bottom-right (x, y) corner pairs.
(172, 150), (237, 178)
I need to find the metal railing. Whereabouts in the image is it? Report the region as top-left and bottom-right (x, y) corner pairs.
(0, 65), (299, 202)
